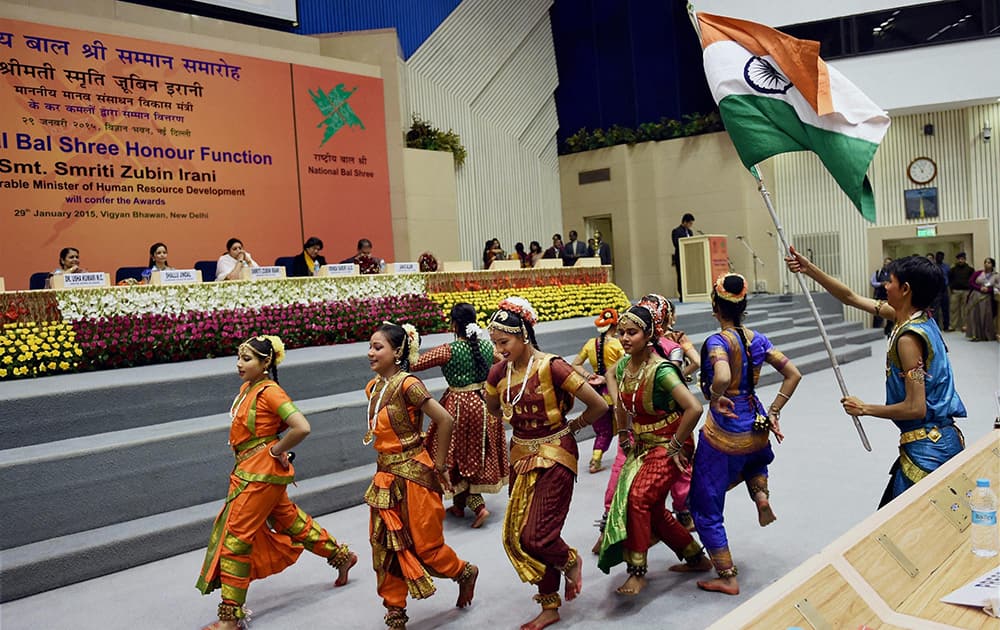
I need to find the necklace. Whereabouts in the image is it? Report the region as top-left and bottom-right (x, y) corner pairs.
(887, 310), (923, 352)
(502, 353), (536, 422)
(621, 356), (649, 417)
(364, 371), (403, 445)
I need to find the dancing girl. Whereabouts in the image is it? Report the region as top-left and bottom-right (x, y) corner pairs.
(689, 273), (800, 595)
(484, 297), (609, 630)
(364, 322), (479, 629)
(412, 303), (507, 528)
(597, 304), (711, 596)
(196, 335), (357, 630)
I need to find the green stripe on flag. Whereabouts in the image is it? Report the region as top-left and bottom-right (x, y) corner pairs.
(720, 94), (879, 222)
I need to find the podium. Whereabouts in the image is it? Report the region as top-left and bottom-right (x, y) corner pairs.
(678, 234), (729, 302)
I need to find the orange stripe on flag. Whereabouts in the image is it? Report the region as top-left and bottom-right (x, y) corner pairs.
(697, 12), (832, 116)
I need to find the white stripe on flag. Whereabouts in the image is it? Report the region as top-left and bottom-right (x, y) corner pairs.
(704, 40), (887, 143)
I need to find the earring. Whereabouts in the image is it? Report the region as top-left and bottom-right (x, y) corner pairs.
(394, 356), (402, 365)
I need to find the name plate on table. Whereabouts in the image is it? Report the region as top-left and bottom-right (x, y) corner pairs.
(54, 272), (109, 288)
(249, 266), (286, 280)
(392, 262), (420, 274)
(151, 269), (201, 285)
(320, 263), (359, 277)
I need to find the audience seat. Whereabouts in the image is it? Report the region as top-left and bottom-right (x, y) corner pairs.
(274, 256), (296, 276)
(115, 267), (147, 284)
(193, 260), (217, 281)
(29, 272), (51, 290)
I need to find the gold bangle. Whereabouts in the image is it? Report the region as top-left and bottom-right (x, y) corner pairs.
(775, 392), (790, 401)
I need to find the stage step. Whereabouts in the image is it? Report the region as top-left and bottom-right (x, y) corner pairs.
(0, 293), (876, 601)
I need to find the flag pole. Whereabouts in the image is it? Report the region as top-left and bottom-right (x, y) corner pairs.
(751, 165), (872, 452)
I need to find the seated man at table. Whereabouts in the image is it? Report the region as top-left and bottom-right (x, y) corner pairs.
(290, 237), (327, 277)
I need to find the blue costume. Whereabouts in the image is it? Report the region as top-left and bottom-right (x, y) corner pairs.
(689, 328), (788, 575)
(880, 313), (966, 507)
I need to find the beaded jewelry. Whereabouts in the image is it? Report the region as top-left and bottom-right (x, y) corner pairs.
(501, 354), (535, 422)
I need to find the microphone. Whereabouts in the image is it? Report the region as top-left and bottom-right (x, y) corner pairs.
(766, 231), (774, 237)
(736, 235), (744, 240)
(696, 230), (705, 235)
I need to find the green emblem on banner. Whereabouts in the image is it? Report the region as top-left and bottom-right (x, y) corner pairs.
(309, 84), (365, 146)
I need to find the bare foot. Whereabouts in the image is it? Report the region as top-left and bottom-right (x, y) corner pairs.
(564, 555), (582, 601)
(448, 505), (465, 518)
(615, 573), (647, 596)
(520, 608), (560, 630)
(201, 621), (238, 630)
(471, 507), (490, 529)
(591, 531), (603, 555)
(588, 459), (605, 474)
(334, 551), (358, 587)
(697, 576), (740, 595)
(456, 563), (478, 608)
(668, 556), (713, 573)
(754, 492), (777, 527)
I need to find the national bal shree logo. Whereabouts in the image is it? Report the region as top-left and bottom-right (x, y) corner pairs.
(309, 84), (365, 145)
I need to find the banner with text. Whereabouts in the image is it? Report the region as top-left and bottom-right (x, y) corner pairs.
(0, 18), (391, 289)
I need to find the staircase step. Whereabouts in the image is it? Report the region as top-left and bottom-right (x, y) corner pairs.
(0, 463), (374, 603)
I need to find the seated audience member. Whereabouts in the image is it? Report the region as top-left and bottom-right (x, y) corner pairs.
(543, 234), (563, 259)
(482, 238), (505, 269)
(528, 241), (544, 267)
(148, 242), (173, 273)
(216, 238), (259, 281)
(290, 237), (327, 277)
(510, 242), (530, 268)
(45, 247), (87, 288)
(341, 238), (373, 264)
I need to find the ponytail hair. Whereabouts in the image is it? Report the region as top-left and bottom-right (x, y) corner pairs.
(451, 302), (489, 381)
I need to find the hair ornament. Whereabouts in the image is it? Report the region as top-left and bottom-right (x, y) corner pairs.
(497, 296), (537, 326)
(239, 335), (285, 367)
(465, 322), (487, 340)
(619, 306), (653, 336)
(400, 323), (421, 366)
(637, 294), (669, 338)
(263, 335), (286, 366)
(714, 273), (748, 303)
(593, 308), (619, 333)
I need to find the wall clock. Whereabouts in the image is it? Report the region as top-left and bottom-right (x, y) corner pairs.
(907, 157), (937, 185)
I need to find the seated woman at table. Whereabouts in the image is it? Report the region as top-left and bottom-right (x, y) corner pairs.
(148, 242), (174, 273)
(290, 237), (326, 277)
(45, 247), (87, 288)
(216, 238), (258, 281)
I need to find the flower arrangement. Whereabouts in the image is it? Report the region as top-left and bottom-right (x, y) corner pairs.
(55, 275), (427, 321)
(418, 251), (438, 272)
(429, 283), (629, 327)
(0, 321), (82, 379)
(68, 294), (447, 370)
(0, 269), (629, 379)
(425, 268), (609, 294)
(355, 254), (382, 275)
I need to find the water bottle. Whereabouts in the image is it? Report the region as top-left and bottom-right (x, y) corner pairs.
(313, 260), (320, 275)
(379, 258), (386, 273)
(970, 478), (998, 557)
(140, 268), (152, 283)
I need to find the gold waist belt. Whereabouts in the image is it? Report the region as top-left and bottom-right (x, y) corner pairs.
(377, 444), (426, 467)
(233, 436), (278, 462)
(511, 425), (572, 453)
(632, 413), (680, 435)
(899, 426), (942, 445)
(449, 382), (485, 393)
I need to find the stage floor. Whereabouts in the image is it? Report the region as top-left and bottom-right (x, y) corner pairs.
(2, 332), (996, 630)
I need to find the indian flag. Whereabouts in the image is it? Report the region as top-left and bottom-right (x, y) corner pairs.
(696, 11), (890, 222)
